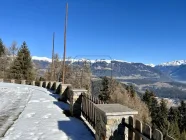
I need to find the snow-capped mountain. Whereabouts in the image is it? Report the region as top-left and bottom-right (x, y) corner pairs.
(32, 56), (132, 64)
(155, 60), (186, 81)
(32, 56), (171, 81)
(32, 56), (52, 63)
(159, 60), (186, 66)
(146, 64), (155, 67)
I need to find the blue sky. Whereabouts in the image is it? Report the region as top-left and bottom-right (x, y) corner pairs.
(0, 0), (186, 64)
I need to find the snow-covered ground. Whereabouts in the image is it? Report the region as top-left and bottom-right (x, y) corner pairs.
(0, 83), (33, 137)
(0, 83), (94, 140)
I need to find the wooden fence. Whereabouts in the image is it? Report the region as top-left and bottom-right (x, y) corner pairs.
(123, 116), (174, 140)
(81, 93), (105, 129)
(81, 93), (175, 140)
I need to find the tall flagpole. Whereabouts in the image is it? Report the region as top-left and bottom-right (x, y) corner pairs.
(62, 3), (68, 83)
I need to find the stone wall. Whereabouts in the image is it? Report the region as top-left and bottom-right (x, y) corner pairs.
(94, 104), (138, 140)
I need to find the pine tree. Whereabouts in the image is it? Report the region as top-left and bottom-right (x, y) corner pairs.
(159, 99), (168, 117)
(0, 38), (5, 57)
(178, 101), (186, 132)
(99, 76), (110, 102)
(168, 107), (179, 123)
(162, 120), (180, 140)
(142, 90), (155, 107)
(149, 97), (159, 126)
(9, 41), (34, 80)
(129, 85), (136, 97)
(156, 99), (169, 137)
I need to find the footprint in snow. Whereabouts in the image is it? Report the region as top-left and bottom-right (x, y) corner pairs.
(42, 114), (51, 119)
(25, 112), (35, 118)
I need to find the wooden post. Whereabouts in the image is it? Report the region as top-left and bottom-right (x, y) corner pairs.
(51, 32), (55, 80)
(135, 120), (142, 140)
(62, 3), (68, 84)
(128, 116), (134, 139)
(142, 123), (152, 139)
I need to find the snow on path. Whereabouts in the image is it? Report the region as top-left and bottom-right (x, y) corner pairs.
(1, 83), (94, 140)
(0, 83), (33, 137)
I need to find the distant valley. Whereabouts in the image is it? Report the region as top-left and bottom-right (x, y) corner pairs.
(32, 56), (186, 100)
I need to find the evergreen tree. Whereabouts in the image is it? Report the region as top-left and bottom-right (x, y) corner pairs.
(0, 38), (5, 57)
(156, 99), (169, 137)
(159, 99), (168, 117)
(161, 120), (180, 140)
(9, 41), (34, 80)
(178, 101), (186, 132)
(99, 76), (110, 102)
(125, 85), (130, 92)
(149, 97), (159, 126)
(168, 107), (179, 123)
(129, 85), (136, 97)
(125, 85), (136, 97)
(142, 90), (155, 107)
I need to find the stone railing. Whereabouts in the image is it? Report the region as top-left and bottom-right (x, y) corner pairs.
(0, 79), (175, 140)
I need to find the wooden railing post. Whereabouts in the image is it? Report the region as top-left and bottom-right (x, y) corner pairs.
(135, 120), (142, 140)
(142, 123), (152, 139)
(128, 116), (134, 139)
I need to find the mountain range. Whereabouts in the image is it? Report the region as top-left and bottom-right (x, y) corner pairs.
(31, 56), (186, 100)
(32, 56), (186, 82)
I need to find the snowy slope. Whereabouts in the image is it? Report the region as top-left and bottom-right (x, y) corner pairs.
(1, 83), (94, 140)
(159, 60), (186, 66)
(32, 56), (52, 62)
(145, 64), (155, 67)
(32, 56), (131, 64)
